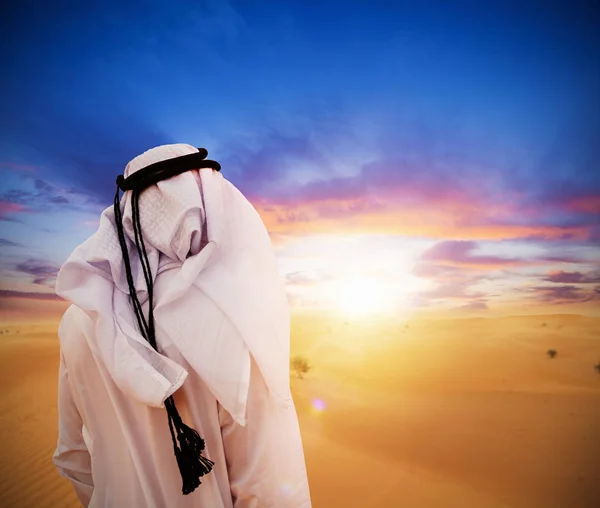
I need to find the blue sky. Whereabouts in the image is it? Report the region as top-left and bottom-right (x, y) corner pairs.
(1, 0), (599, 315)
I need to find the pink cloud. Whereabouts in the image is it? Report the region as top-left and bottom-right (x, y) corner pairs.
(253, 193), (593, 241)
(419, 240), (521, 268)
(562, 195), (600, 214)
(544, 270), (600, 284)
(0, 201), (30, 220)
(411, 261), (488, 306)
(410, 240), (519, 308)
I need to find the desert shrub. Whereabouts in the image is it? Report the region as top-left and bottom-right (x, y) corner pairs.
(547, 349), (557, 359)
(290, 355), (311, 379)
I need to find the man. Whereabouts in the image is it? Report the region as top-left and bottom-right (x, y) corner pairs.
(53, 144), (312, 507)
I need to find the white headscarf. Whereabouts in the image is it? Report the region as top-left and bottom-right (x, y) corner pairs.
(55, 144), (292, 426)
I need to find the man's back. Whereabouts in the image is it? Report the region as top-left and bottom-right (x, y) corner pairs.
(55, 259), (311, 507)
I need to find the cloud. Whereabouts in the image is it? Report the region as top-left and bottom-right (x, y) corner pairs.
(412, 241), (512, 305)
(541, 255), (588, 264)
(277, 211), (311, 224)
(526, 285), (600, 304)
(411, 264), (487, 306)
(563, 195), (600, 215)
(285, 270), (333, 287)
(415, 240), (585, 273)
(247, 162), (597, 239)
(253, 198), (594, 241)
(221, 107), (600, 244)
(544, 270), (600, 284)
(411, 238), (598, 308)
(0, 238), (23, 247)
(455, 300), (489, 311)
(417, 282), (486, 301)
(223, 125), (347, 202)
(284, 291), (321, 308)
(0, 200), (29, 221)
(50, 195), (70, 204)
(15, 258), (60, 286)
(518, 104), (600, 221)
(419, 240), (520, 268)
(0, 173), (104, 217)
(2, 73), (597, 244)
(0, 289), (62, 301)
(34, 178), (53, 192)
(410, 241), (500, 306)
(412, 262), (474, 281)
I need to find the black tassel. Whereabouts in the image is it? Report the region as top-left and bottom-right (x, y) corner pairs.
(166, 396), (215, 495)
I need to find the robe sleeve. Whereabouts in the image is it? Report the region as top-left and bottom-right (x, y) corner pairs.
(218, 356), (311, 508)
(53, 349), (94, 507)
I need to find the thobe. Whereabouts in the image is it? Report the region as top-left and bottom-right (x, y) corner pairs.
(53, 144), (312, 507)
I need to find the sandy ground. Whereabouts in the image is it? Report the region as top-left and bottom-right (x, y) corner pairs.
(0, 313), (599, 507)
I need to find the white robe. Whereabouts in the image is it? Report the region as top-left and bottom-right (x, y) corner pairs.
(53, 144), (312, 507)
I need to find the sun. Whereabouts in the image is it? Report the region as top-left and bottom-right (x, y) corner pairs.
(332, 271), (431, 317)
(336, 277), (388, 316)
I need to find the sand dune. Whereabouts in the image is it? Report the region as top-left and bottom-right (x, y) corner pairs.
(1, 314), (599, 507)
(291, 312), (600, 508)
(0, 326), (80, 508)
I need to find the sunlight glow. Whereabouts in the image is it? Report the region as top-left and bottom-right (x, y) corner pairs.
(337, 277), (387, 315)
(280, 235), (435, 315)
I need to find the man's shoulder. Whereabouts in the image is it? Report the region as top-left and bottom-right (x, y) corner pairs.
(58, 305), (92, 345)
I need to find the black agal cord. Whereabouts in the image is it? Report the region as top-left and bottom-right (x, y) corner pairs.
(113, 148), (221, 495)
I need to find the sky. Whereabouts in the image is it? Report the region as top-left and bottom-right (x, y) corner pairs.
(1, 0), (599, 318)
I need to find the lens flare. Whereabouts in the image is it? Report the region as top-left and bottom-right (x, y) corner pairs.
(312, 398), (326, 412)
